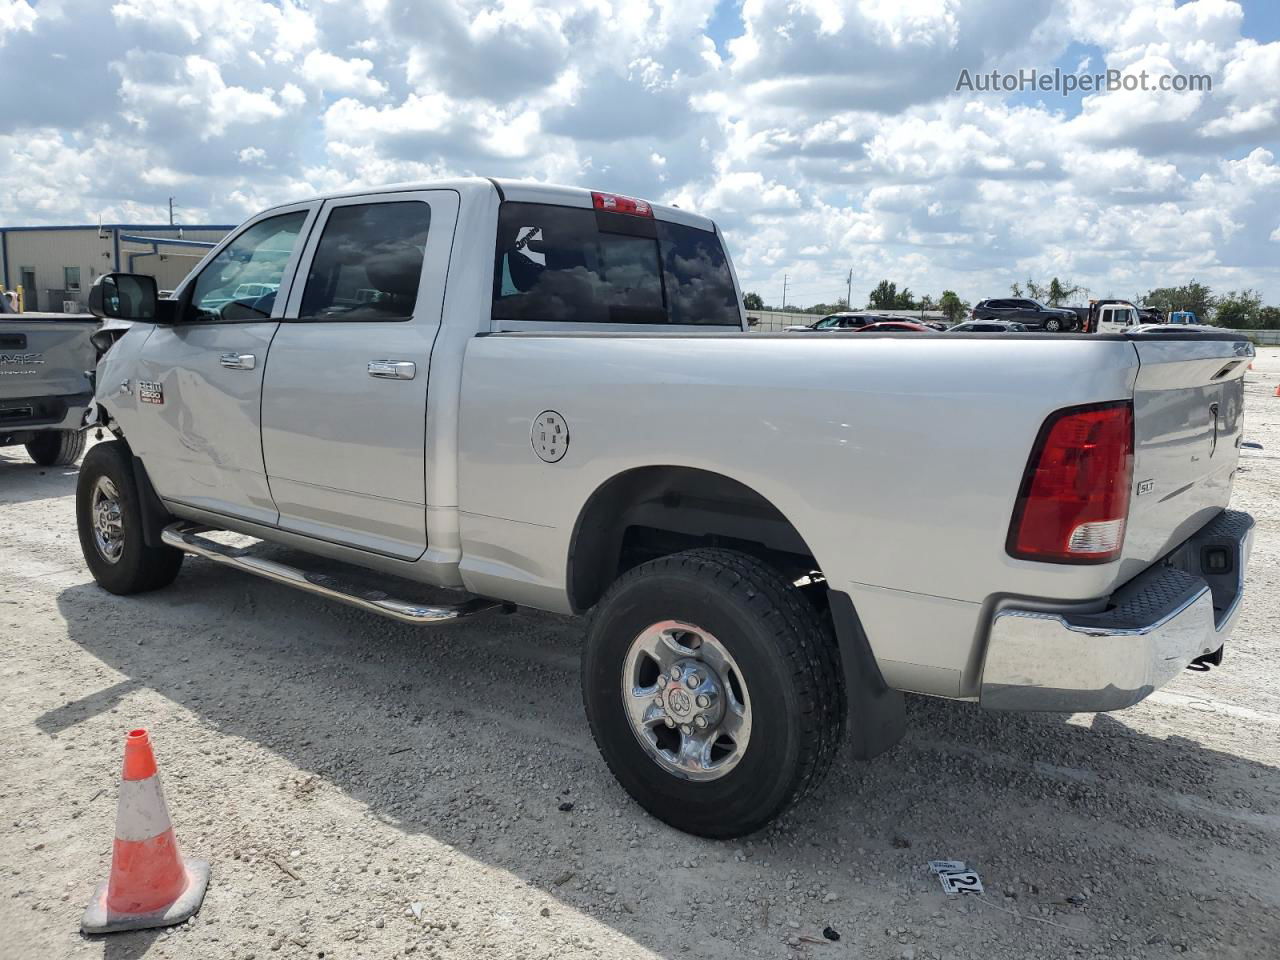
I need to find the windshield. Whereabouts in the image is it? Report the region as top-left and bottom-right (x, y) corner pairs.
(493, 202), (740, 325)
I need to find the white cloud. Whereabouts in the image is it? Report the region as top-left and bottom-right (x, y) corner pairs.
(299, 50), (386, 98)
(0, 0), (37, 37)
(115, 54), (289, 138)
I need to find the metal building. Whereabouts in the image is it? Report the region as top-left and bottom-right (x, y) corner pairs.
(0, 223), (234, 312)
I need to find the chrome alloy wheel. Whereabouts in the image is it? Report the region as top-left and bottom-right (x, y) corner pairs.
(91, 476), (125, 564)
(621, 620), (752, 781)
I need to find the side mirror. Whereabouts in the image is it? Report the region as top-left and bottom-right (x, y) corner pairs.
(87, 273), (159, 321)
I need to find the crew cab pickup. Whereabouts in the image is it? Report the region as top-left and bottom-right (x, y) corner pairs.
(77, 179), (1255, 838)
(1, 313), (96, 465)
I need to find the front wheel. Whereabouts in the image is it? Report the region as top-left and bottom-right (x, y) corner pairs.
(581, 549), (845, 838)
(76, 440), (183, 595)
(1043, 317), (1063, 332)
(25, 429), (86, 466)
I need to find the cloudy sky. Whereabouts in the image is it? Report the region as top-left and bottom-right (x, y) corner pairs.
(2, 0), (1279, 308)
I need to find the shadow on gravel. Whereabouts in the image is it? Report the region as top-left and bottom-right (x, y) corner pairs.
(35, 678), (143, 736)
(95, 930), (159, 960)
(52, 560), (1280, 959)
(0, 453), (81, 506)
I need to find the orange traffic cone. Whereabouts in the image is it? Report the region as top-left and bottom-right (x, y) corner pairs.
(81, 729), (210, 934)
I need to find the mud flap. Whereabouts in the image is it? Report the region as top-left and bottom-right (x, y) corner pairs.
(115, 437), (172, 549)
(827, 589), (906, 760)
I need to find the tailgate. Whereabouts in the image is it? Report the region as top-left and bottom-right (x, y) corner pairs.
(1120, 333), (1252, 579)
(0, 317), (98, 399)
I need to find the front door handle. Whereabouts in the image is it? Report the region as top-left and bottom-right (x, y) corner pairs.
(368, 360), (416, 381)
(219, 353), (256, 370)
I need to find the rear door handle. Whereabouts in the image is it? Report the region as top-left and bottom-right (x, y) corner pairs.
(219, 353), (256, 370)
(368, 360), (416, 381)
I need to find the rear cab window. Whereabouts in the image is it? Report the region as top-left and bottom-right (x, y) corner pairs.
(492, 202), (740, 327)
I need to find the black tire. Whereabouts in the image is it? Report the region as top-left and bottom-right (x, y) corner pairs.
(1043, 317), (1063, 333)
(582, 548), (845, 838)
(25, 429), (86, 467)
(76, 440), (183, 595)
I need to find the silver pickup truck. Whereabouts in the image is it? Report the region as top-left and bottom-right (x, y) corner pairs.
(1, 312), (96, 465)
(77, 178), (1255, 837)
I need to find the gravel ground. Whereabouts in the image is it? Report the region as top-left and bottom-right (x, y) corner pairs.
(2, 348), (1278, 960)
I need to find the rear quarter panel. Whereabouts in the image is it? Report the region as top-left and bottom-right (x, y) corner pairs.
(456, 333), (1142, 692)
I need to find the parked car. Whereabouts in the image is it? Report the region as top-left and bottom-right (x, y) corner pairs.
(917, 320), (948, 332)
(1, 313), (99, 465)
(784, 312), (885, 332)
(973, 298), (1079, 331)
(857, 320), (932, 332)
(947, 320), (1029, 333)
(1138, 307), (1165, 324)
(78, 177), (1256, 839)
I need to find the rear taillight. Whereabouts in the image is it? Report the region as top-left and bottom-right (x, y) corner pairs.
(1007, 401), (1134, 564)
(591, 191), (653, 217)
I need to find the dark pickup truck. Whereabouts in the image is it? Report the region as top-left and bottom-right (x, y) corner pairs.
(0, 313), (97, 465)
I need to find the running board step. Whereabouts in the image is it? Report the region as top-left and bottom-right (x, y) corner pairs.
(161, 522), (511, 625)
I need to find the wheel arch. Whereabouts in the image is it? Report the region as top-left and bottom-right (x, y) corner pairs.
(566, 464), (819, 615)
(570, 470), (907, 764)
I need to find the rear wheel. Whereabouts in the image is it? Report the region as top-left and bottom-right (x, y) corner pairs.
(581, 548), (845, 838)
(1043, 317), (1063, 333)
(25, 429), (86, 466)
(76, 440), (183, 595)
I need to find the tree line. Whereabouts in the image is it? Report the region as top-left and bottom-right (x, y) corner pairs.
(742, 276), (1280, 329)
(742, 283), (971, 322)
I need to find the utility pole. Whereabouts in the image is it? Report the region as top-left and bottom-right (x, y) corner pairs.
(846, 268), (852, 309)
(781, 274), (788, 311)
(168, 197), (175, 226)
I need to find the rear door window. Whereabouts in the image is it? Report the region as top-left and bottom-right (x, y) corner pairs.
(299, 201), (431, 321)
(493, 202), (739, 325)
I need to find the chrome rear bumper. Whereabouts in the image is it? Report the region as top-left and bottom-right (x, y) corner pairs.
(980, 510), (1254, 712)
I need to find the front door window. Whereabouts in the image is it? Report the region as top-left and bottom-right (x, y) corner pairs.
(187, 211), (308, 322)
